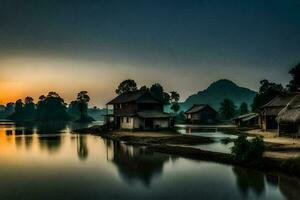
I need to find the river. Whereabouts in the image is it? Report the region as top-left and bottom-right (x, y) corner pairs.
(0, 122), (299, 200)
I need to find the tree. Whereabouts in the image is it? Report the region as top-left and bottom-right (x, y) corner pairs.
(150, 83), (170, 104)
(36, 92), (70, 121)
(116, 79), (138, 94)
(68, 100), (80, 119)
(239, 102), (249, 115)
(23, 96), (36, 119)
(252, 79), (284, 111)
(15, 99), (24, 114)
(287, 63), (300, 92)
(219, 98), (236, 120)
(170, 91), (180, 102)
(5, 102), (15, 116)
(140, 85), (148, 91)
(77, 91), (90, 121)
(170, 91), (180, 113)
(170, 103), (180, 113)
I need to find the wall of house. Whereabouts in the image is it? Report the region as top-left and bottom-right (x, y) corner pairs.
(153, 119), (169, 129)
(120, 117), (134, 129)
(133, 117), (143, 129)
(114, 103), (137, 116)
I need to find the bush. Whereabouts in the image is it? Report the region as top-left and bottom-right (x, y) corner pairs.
(231, 135), (265, 162)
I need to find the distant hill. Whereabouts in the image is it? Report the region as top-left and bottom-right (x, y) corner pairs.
(180, 79), (257, 112)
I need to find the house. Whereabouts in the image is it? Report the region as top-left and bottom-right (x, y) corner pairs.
(277, 94), (300, 136)
(105, 90), (172, 130)
(232, 113), (259, 128)
(260, 93), (298, 131)
(185, 104), (218, 124)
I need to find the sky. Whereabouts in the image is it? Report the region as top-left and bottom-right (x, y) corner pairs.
(0, 0), (299, 107)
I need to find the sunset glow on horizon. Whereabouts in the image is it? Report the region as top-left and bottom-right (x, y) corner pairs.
(0, 0), (299, 107)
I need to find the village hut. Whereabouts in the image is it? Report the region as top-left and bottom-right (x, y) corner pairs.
(232, 113), (259, 128)
(105, 90), (172, 130)
(185, 104), (218, 124)
(260, 93), (298, 131)
(277, 94), (300, 136)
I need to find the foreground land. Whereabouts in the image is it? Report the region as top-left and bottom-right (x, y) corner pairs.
(75, 126), (300, 178)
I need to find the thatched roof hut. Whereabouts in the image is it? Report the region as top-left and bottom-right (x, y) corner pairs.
(277, 94), (300, 124)
(260, 93), (299, 130)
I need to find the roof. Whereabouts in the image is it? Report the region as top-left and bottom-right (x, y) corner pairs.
(261, 107), (284, 116)
(277, 94), (300, 124)
(185, 104), (216, 114)
(262, 93), (299, 108)
(107, 90), (161, 105)
(137, 111), (171, 118)
(232, 113), (259, 122)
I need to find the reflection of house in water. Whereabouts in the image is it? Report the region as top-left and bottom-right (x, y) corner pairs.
(105, 140), (171, 186)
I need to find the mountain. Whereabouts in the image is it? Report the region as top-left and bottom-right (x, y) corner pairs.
(180, 79), (257, 112)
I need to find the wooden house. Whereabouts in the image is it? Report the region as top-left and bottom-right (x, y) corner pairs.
(277, 94), (300, 136)
(184, 104), (218, 124)
(260, 94), (298, 131)
(232, 113), (259, 128)
(105, 90), (171, 130)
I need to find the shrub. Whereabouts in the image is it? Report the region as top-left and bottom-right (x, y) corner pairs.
(231, 135), (265, 162)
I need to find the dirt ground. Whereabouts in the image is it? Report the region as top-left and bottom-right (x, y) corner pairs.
(246, 129), (300, 159)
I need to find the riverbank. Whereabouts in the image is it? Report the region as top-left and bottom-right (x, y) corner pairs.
(74, 126), (300, 178)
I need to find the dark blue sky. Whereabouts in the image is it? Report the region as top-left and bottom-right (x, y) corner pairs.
(0, 0), (299, 105)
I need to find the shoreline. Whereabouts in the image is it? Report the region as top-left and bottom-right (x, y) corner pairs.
(74, 126), (300, 178)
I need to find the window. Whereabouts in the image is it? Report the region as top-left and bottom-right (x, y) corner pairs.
(121, 117), (124, 123)
(126, 117), (130, 123)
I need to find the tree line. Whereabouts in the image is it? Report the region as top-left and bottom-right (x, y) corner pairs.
(218, 62), (300, 120)
(2, 91), (93, 122)
(1, 62), (299, 122)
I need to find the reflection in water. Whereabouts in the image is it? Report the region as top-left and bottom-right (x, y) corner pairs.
(36, 122), (67, 134)
(106, 139), (172, 186)
(279, 176), (300, 200)
(233, 166), (265, 197)
(38, 135), (62, 154)
(77, 135), (89, 161)
(0, 122), (299, 199)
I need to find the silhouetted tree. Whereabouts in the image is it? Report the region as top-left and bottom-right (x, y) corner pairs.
(36, 92), (70, 121)
(77, 91), (91, 122)
(170, 91), (180, 102)
(150, 83), (170, 105)
(239, 102), (249, 115)
(140, 85), (148, 91)
(170, 91), (180, 113)
(287, 63), (300, 92)
(15, 99), (24, 114)
(116, 79), (138, 94)
(68, 100), (80, 119)
(5, 102), (15, 116)
(219, 98), (236, 120)
(23, 96), (36, 120)
(252, 80), (284, 111)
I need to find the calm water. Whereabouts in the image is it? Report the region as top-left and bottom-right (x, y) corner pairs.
(0, 122), (299, 200)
